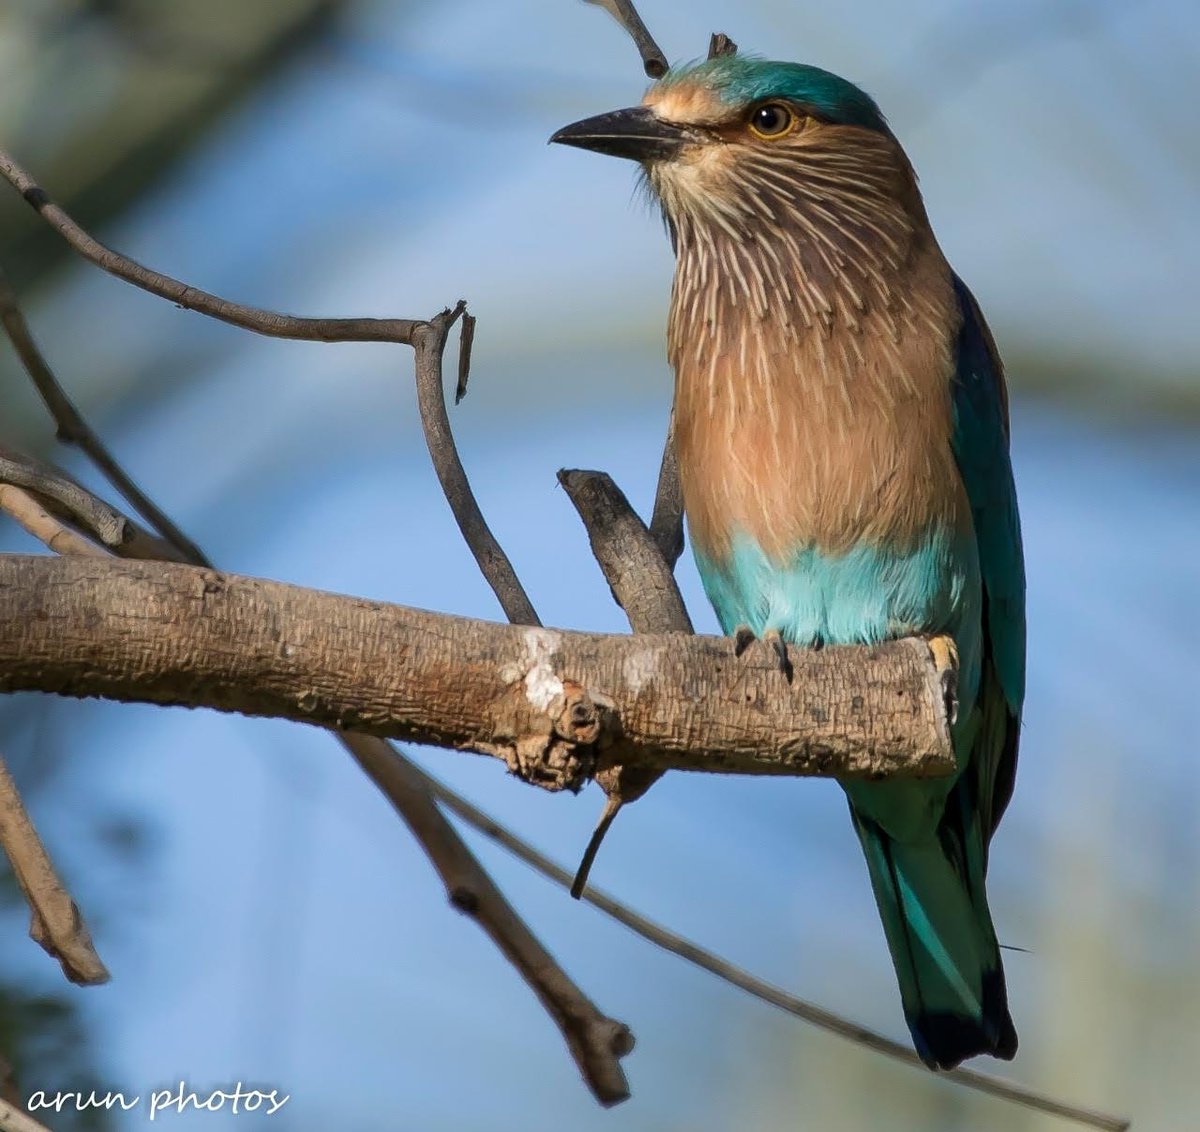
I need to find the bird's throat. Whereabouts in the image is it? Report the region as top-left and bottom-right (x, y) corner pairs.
(668, 222), (966, 566)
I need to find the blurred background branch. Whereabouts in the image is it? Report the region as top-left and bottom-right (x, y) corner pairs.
(0, 0), (347, 288)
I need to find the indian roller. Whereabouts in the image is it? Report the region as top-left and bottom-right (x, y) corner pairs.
(552, 52), (1024, 1069)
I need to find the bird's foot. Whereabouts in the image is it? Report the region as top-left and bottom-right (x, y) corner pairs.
(733, 624), (756, 657)
(926, 633), (959, 726)
(731, 624), (793, 684)
(764, 629), (794, 683)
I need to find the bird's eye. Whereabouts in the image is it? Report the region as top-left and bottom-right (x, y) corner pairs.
(749, 103), (795, 138)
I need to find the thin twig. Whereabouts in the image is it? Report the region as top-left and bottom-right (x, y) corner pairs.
(0, 751), (109, 986)
(0, 447), (188, 563)
(454, 312), (476, 405)
(411, 307), (541, 627)
(342, 734), (632, 1104)
(0, 447), (126, 549)
(582, 0), (669, 77)
(0, 446), (189, 561)
(649, 408), (684, 567)
(0, 265), (210, 565)
(419, 765), (1129, 1132)
(707, 32), (738, 60)
(0, 150), (419, 346)
(0, 484), (109, 559)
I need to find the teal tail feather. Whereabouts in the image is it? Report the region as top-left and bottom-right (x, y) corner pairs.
(848, 801), (1017, 1070)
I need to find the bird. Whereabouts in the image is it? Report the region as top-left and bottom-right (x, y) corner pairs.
(551, 49), (1025, 1070)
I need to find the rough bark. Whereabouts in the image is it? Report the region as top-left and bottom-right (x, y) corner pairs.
(0, 555), (954, 789)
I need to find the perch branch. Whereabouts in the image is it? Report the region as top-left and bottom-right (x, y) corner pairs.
(0, 555), (956, 783)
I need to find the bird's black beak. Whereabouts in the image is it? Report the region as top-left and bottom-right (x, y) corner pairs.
(550, 107), (697, 163)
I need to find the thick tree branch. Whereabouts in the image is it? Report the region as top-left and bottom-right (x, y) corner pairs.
(0, 554), (955, 783)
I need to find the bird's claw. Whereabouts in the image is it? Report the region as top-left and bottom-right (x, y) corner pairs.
(927, 633), (959, 726)
(731, 625), (793, 683)
(763, 628), (794, 683)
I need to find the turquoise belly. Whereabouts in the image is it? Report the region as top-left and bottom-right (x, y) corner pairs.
(696, 527), (984, 834)
(694, 527), (982, 700)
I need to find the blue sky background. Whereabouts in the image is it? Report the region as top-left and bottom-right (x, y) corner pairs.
(1, 1), (1198, 1129)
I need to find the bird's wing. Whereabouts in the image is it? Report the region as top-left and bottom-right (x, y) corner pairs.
(950, 275), (1026, 842)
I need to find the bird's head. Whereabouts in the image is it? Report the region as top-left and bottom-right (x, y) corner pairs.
(551, 54), (921, 247)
